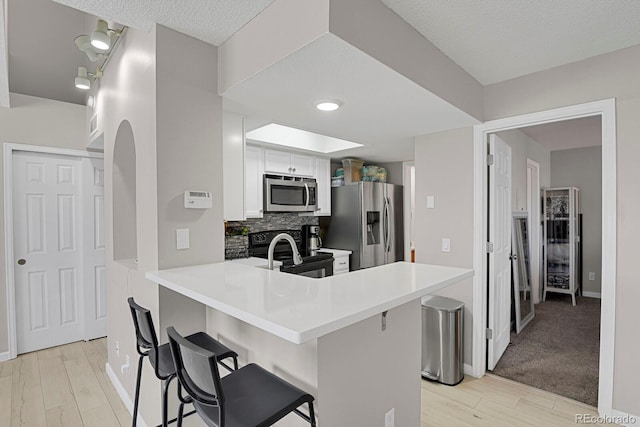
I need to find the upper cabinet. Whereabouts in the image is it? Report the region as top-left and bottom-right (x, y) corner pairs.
(264, 149), (315, 177)
(245, 145), (265, 218)
(314, 157), (331, 216)
(222, 112), (246, 221)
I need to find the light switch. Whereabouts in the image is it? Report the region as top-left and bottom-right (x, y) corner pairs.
(442, 238), (451, 253)
(427, 196), (435, 209)
(176, 228), (190, 250)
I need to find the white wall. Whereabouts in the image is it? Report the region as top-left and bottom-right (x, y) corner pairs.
(414, 127), (474, 365)
(551, 146), (602, 295)
(496, 129), (550, 212)
(0, 93), (87, 354)
(98, 25), (159, 425)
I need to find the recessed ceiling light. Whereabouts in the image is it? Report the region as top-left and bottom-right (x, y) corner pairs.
(314, 99), (342, 112)
(246, 123), (363, 153)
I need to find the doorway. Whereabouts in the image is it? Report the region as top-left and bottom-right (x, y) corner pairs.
(3, 144), (105, 358)
(471, 99), (616, 415)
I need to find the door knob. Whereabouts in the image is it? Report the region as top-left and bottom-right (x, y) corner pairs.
(17, 259), (26, 265)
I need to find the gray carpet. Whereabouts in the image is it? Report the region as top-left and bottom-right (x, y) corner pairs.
(492, 293), (601, 407)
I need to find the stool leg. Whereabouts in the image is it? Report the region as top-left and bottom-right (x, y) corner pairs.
(308, 401), (316, 427)
(161, 376), (175, 427)
(176, 403), (184, 427)
(132, 355), (144, 427)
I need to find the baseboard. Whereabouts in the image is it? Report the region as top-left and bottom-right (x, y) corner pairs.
(106, 362), (148, 427)
(0, 351), (9, 363)
(608, 409), (639, 426)
(583, 291), (601, 299)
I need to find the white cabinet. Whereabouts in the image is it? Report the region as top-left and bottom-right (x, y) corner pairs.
(315, 157), (331, 216)
(245, 145), (264, 218)
(264, 149), (315, 176)
(223, 112), (246, 221)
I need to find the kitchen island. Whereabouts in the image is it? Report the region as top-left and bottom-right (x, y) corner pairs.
(146, 261), (472, 426)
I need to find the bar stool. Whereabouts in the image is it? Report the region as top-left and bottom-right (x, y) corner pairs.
(128, 298), (239, 427)
(167, 326), (317, 427)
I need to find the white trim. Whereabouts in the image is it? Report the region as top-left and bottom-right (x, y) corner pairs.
(472, 99), (617, 416)
(3, 143), (104, 359)
(0, 351), (9, 362)
(526, 158), (541, 304)
(402, 161), (415, 262)
(463, 363), (473, 377)
(582, 291), (602, 299)
(610, 409), (640, 427)
(106, 362), (148, 427)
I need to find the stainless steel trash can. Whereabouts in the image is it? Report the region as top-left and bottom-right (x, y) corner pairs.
(421, 295), (464, 385)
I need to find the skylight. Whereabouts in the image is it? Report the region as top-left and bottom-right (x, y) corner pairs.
(246, 123), (363, 154)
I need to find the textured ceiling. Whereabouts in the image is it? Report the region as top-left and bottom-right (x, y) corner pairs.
(224, 34), (479, 162)
(52, 0), (275, 46)
(381, 0), (640, 84)
(521, 116), (602, 151)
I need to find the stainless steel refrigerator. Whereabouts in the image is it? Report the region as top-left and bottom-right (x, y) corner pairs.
(324, 182), (403, 270)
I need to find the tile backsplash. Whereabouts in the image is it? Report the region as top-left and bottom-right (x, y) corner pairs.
(225, 213), (319, 259)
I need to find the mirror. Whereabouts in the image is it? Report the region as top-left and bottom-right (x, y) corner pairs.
(512, 212), (535, 333)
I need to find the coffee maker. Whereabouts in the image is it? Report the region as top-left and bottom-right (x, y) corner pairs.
(302, 225), (322, 256)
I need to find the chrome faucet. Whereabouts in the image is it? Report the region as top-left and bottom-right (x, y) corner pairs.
(268, 233), (303, 270)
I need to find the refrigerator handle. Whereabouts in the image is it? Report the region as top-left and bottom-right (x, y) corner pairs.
(384, 197), (391, 253)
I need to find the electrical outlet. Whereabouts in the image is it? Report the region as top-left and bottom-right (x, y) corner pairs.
(442, 238), (451, 253)
(115, 340), (120, 358)
(589, 272), (596, 281)
(385, 408), (395, 427)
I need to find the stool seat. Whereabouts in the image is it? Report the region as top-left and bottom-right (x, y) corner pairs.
(194, 363), (314, 427)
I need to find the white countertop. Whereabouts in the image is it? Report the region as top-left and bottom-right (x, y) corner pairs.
(318, 248), (352, 257)
(146, 261), (472, 344)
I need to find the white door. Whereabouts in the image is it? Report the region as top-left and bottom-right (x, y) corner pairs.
(83, 157), (106, 340)
(14, 152), (84, 353)
(314, 157), (331, 216)
(290, 153), (315, 176)
(487, 135), (512, 370)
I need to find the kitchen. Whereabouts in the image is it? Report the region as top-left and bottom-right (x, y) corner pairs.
(1, 0), (639, 426)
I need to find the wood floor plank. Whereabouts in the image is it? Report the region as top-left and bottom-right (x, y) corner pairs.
(0, 375), (12, 422)
(39, 354), (76, 409)
(11, 352), (46, 427)
(80, 404), (122, 427)
(60, 341), (87, 361)
(0, 357), (15, 378)
(45, 402), (84, 427)
(422, 379), (483, 409)
(64, 355), (110, 412)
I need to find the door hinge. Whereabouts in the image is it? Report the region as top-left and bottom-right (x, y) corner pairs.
(486, 242), (494, 253)
(486, 328), (493, 339)
(487, 154), (494, 166)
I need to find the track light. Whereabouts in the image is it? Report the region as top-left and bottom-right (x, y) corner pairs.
(75, 35), (104, 62)
(75, 67), (91, 90)
(91, 19), (113, 51)
(74, 66), (103, 90)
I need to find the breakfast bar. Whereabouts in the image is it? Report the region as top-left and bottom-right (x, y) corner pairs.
(146, 261), (472, 426)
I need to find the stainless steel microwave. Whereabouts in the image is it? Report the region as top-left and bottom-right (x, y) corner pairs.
(264, 174), (318, 212)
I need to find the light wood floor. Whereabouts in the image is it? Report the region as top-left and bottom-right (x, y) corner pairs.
(0, 338), (615, 426)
